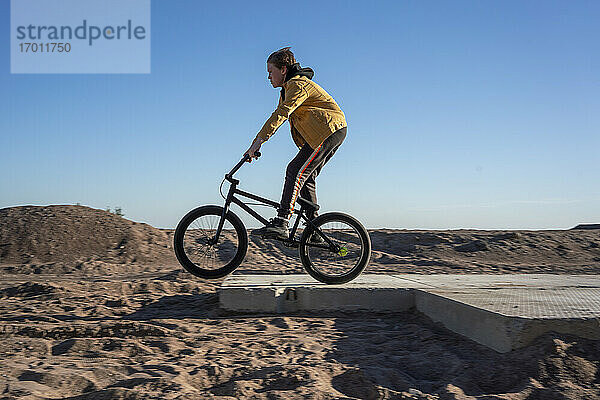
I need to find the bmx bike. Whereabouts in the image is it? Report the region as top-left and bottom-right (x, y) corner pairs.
(174, 153), (371, 284)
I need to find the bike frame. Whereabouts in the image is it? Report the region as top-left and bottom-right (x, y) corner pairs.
(211, 155), (333, 249)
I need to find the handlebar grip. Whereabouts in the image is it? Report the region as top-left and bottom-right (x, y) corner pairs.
(229, 151), (261, 179)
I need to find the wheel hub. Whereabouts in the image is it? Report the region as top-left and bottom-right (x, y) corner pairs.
(337, 246), (348, 257)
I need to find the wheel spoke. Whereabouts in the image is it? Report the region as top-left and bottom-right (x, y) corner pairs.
(303, 217), (367, 279)
(180, 211), (242, 271)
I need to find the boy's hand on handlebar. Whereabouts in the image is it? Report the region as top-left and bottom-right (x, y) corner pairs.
(244, 137), (263, 162)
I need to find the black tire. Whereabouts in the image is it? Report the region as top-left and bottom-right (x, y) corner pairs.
(299, 212), (371, 284)
(174, 205), (248, 279)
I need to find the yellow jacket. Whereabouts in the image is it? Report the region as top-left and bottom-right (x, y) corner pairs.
(256, 75), (347, 149)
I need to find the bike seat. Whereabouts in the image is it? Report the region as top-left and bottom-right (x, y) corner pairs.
(297, 197), (320, 211)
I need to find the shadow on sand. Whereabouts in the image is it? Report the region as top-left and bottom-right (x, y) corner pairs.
(326, 311), (600, 399)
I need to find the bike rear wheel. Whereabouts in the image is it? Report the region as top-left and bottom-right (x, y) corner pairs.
(299, 212), (371, 284)
(174, 205), (248, 279)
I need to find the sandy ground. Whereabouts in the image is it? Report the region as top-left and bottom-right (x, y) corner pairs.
(1, 205), (600, 399)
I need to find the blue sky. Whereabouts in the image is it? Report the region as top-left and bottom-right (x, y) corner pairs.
(1, 0), (598, 230)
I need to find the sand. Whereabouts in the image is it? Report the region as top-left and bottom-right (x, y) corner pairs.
(1, 205), (600, 399)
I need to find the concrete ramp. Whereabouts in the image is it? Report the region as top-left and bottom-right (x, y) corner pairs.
(219, 274), (600, 353)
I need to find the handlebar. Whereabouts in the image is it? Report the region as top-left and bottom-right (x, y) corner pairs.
(226, 151), (261, 181)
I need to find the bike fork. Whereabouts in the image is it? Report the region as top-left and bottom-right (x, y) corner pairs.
(212, 182), (236, 244)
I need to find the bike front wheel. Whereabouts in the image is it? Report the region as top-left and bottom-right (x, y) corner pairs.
(174, 205), (248, 279)
(299, 212), (371, 284)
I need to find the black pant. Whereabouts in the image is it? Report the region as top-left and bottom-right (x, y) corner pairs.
(278, 127), (347, 219)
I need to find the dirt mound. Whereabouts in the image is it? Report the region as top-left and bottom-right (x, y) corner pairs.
(366, 229), (600, 274)
(0, 205), (175, 266)
(2, 205), (600, 276)
(573, 224), (600, 230)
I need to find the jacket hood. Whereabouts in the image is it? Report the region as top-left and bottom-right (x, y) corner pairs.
(284, 62), (314, 82)
(281, 63), (314, 101)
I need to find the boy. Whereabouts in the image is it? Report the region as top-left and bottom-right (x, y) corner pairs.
(245, 47), (347, 239)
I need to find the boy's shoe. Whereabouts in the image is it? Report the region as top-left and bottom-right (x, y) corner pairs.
(251, 217), (289, 240)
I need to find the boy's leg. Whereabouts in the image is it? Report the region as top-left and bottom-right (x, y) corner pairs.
(252, 127), (346, 239)
(278, 127), (347, 220)
(277, 144), (318, 220)
(250, 144), (316, 239)
(299, 129), (345, 219)
(299, 174), (318, 220)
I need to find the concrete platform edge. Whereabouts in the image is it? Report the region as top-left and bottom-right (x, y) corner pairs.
(218, 275), (600, 353)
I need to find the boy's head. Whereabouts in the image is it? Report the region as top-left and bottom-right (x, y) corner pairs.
(267, 47), (296, 88)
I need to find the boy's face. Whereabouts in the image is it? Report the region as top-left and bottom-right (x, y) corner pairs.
(267, 63), (286, 88)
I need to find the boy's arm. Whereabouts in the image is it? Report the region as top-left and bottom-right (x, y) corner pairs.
(254, 80), (309, 143)
(244, 135), (264, 162)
